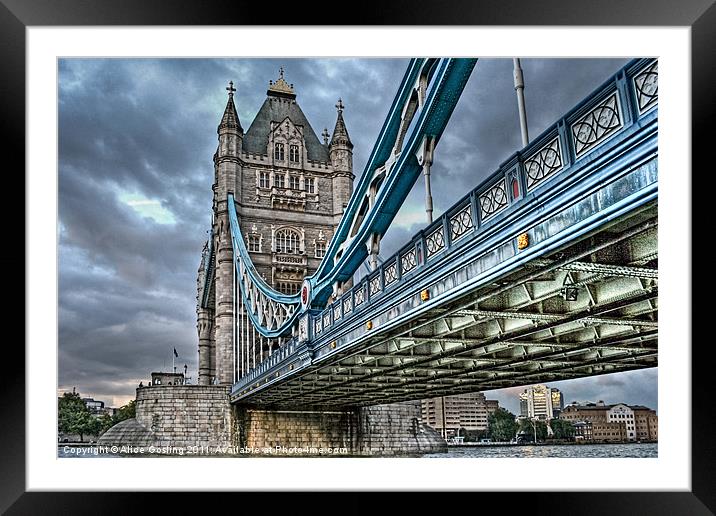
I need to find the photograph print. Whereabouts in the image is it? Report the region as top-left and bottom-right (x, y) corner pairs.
(58, 56), (658, 458)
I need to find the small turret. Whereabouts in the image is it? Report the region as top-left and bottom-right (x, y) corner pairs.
(217, 81), (243, 158)
(329, 98), (354, 216)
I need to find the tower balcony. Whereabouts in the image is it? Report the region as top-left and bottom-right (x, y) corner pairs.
(272, 253), (307, 268)
(270, 187), (306, 211)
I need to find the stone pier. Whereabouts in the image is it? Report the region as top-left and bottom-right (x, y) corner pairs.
(99, 386), (446, 456)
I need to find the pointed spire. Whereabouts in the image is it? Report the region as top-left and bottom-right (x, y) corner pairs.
(322, 127), (330, 145)
(218, 80), (242, 133)
(330, 98), (352, 149)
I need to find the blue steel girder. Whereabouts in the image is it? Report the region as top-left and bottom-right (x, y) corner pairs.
(230, 57), (659, 405)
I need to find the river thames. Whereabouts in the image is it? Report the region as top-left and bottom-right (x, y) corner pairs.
(426, 442), (657, 458)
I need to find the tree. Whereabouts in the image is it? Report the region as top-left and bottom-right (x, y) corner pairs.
(98, 399), (137, 435)
(98, 413), (115, 435)
(518, 418), (548, 442)
(549, 418), (575, 440)
(114, 399), (136, 422)
(487, 408), (519, 442)
(58, 392), (99, 442)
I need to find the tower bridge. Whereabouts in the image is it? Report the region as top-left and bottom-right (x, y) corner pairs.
(102, 57), (658, 456)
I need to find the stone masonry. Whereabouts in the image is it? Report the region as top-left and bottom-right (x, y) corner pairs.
(99, 386), (446, 456)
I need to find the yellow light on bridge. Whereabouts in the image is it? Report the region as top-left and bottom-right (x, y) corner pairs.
(420, 289), (430, 301)
(517, 232), (530, 250)
(331, 341), (337, 349)
(366, 320), (373, 330)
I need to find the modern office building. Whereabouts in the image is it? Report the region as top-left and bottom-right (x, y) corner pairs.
(421, 392), (500, 439)
(518, 384), (564, 420)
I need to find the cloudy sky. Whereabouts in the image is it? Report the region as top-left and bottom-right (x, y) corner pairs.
(58, 57), (657, 412)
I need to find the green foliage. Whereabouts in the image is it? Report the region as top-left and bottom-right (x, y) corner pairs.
(549, 418), (575, 440)
(58, 392), (99, 441)
(98, 413), (115, 435)
(518, 418), (548, 442)
(487, 408), (519, 442)
(99, 399), (137, 435)
(115, 399), (136, 421)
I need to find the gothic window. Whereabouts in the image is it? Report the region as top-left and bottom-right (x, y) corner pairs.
(274, 174), (285, 189)
(274, 143), (285, 161)
(275, 228), (300, 254)
(289, 175), (300, 190)
(289, 144), (299, 163)
(248, 234), (261, 253)
(315, 241), (326, 258)
(259, 171), (270, 189)
(305, 177), (315, 193)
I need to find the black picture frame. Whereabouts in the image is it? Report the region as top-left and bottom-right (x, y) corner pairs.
(3, 0), (712, 513)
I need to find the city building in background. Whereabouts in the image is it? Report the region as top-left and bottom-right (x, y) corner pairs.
(421, 392), (499, 439)
(81, 397), (105, 415)
(518, 384), (564, 420)
(560, 401), (657, 442)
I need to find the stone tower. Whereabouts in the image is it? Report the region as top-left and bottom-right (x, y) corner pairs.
(197, 69), (354, 386)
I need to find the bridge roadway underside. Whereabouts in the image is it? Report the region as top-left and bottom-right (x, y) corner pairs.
(239, 203), (658, 409)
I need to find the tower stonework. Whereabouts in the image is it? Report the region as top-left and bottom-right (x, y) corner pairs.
(197, 70), (354, 385)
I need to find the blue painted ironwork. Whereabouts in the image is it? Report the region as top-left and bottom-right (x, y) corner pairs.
(230, 57), (658, 399)
(199, 228), (214, 309)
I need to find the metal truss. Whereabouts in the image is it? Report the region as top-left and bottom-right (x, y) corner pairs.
(241, 205), (658, 408)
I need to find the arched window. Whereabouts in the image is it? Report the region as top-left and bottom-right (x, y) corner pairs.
(315, 242), (326, 258)
(274, 143), (285, 161)
(275, 228), (300, 254)
(289, 144), (299, 163)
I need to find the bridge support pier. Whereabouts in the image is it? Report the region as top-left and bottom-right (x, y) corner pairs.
(234, 400), (446, 456)
(99, 386), (446, 456)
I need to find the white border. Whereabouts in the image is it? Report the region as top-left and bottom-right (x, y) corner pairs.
(28, 27), (690, 491)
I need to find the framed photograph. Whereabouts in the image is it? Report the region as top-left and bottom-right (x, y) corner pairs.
(5, 0), (711, 512)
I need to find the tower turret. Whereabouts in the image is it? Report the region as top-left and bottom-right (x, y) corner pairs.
(217, 81), (243, 158)
(329, 98), (354, 216)
(212, 81), (244, 384)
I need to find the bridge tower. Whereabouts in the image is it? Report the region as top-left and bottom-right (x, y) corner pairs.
(197, 69), (354, 385)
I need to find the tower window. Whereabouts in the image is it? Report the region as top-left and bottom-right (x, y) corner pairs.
(289, 145), (300, 163)
(305, 177), (315, 193)
(315, 242), (326, 258)
(248, 234), (261, 253)
(278, 282), (300, 295)
(289, 175), (300, 190)
(275, 228), (300, 254)
(274, 174), (285, 189)
(259, 172), (270, 189)
(274, 143), (285, 161)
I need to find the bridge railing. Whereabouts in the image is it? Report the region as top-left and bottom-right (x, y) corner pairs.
(233, 57), (658, 394)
